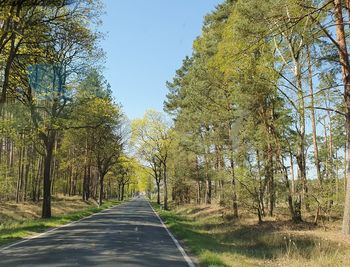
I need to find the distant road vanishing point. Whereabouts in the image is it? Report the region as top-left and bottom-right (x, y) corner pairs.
(0, 198), (194, 267)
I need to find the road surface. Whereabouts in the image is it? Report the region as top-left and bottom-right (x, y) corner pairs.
(0, 198), (193, 267)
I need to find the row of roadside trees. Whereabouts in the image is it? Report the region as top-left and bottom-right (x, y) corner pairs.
(131, 0), (350, 236)
(0, 0), (140, 218)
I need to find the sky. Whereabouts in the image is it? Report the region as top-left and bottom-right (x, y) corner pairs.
(101, 0), (223, 120)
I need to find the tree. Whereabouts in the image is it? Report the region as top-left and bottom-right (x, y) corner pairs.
(131, 110), (172, 209)
(163, 0), (348, 226)
(0, 0), (129, 217)
(27, 13), (97, 217)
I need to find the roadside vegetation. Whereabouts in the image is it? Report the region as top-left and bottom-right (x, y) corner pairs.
(0, 197), (122, 247)
(153, 202), (350, 267)
(141, 2), (350, 266)
(0, 1), (150, 221)
(2, 0), (350, 265)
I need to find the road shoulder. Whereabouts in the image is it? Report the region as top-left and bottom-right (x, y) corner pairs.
(149, 201), (198, 267)
(0, 199), (124, 250)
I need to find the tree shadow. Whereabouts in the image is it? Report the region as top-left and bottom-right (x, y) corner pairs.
(163, 211), (345, 266)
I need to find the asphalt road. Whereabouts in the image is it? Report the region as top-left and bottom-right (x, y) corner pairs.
(0, 198), (193, 267)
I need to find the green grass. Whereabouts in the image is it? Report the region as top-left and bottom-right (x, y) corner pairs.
(152, 203), (230, 267)
(151, 203), (350, 267)
(0, 199), (122, 247)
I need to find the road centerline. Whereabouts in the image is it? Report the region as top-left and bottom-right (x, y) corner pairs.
(0, 198), (193, 267)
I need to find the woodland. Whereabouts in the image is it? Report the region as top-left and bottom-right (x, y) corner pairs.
(1, 2), (350, 262)
(0, 0), (141, 220)
(155, 0), (350, 236)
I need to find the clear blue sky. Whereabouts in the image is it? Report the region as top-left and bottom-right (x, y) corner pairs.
(101, 0), (223, 120)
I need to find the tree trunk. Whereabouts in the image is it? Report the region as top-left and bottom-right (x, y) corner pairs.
(229, 126), (238, 217)
(117, 182), (121, 200)
(23, 160), (30, 202)
(156, 181), (160, 205)
(42, 132), (55, 219)
(99, 173), (105, 206)
(345, 144), (347, 193)
(307, 46), (322, 184)
(267, 141), (274, 217)
(328, 109), (334, 179)
(290, 153), (295, 194)
(257, 150), (265, 217)
(287, 37), (308, 211)
(33, 156), (42, 202)
(230, 157), (239, 218)
(283, 157), (301, 223)
(16, 145), (23, 203)
(195, 157), (201, 204)
(68, 166), (72, 196)
(276, 132), (302, 223)
(82, 141), (90, 201)
(121, 183), (125, 201)
(87, 164), (91, 200)
(83, 165), (88, 201)
(1, 35), (18, 107)
(197, 180), (201, 204)
(322, 119), (330, 179)
(163, 162), (168, 210)
(336, 151), (339, 202)
(206, 178), (212, 204)
(332, 0), (350, 235)
(50, 159), (56, 196)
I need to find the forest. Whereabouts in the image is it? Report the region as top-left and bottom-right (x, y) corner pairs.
(1, 0), (350, 266)
(0, 0), (144, 220)
(140, 0), (350, 237)
(144, 1), (350, 264)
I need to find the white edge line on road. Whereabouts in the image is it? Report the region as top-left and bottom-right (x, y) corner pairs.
(0, 203), (123, 252)
(148, 201), (196, 267)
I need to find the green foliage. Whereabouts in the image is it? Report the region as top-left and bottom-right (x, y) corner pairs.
(164, 0), (348, 227)
(0, 0), (129, 216)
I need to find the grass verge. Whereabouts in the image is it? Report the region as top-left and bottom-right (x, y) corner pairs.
(151, 202), (350, 267)
(0, 199), (122, 247)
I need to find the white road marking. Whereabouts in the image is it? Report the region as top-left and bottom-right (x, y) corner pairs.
(147, 201), (196, 267)
(1, 199), (196, 267)
(0, 203), (124, 252)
